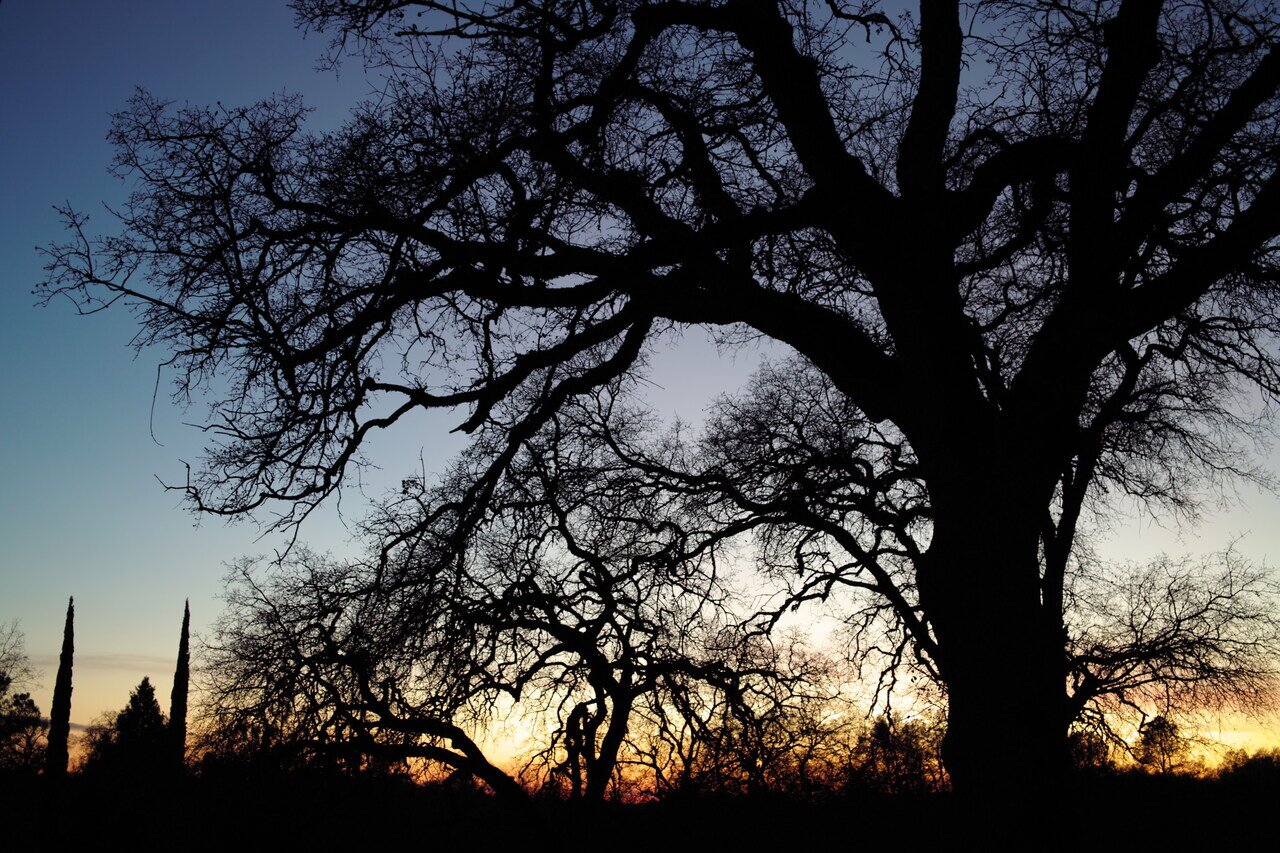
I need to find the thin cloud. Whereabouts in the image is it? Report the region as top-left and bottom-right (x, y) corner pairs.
(29, 652), (172, 673)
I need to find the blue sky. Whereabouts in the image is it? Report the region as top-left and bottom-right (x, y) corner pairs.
(1, 1), (1278, 739)
(0, 0), (407, 722)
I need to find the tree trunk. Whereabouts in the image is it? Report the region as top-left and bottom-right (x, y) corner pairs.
(920, 479), (1071, 806)
(583, 693), (633, 802)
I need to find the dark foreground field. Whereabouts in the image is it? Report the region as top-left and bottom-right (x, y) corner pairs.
(4, 769), (1276, 852)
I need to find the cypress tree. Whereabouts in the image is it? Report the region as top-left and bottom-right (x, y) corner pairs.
(168, 600), (189, 769)
(45, 596), (74, 778)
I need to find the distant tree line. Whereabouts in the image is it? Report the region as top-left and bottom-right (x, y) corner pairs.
(0, 599), (190, 781)
(1, 578), (1275, 805)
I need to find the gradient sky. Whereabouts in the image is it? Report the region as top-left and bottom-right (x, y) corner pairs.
(2, 1), (1278, 749)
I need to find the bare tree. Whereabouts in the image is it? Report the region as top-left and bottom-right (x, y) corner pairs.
(41, 0), (1280, 799)
(197, 388), (875, 801)
(199, 548), (529, 798)
(200, 408), (778, 801)
(419, 413), (743, 801)
(629, 630), (858, 797)
(1065, 549), (1280, 746)
(0, 622), (45, 774)
(0, 623), (37, 692)
(846, 713), (948, 796)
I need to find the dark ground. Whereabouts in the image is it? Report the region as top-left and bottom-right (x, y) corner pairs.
(3, 769), (1276, 851)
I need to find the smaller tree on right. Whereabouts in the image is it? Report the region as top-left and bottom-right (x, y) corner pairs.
(1063, 549), (1280, 753)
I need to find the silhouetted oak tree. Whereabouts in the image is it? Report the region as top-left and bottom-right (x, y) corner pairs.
(42, 0), (1280, 799)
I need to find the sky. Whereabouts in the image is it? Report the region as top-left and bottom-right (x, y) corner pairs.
(0, 0), (430, 723)
(1, 1), (1278, 750)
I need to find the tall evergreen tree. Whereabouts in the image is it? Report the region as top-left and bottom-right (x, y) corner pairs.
(83, 677), (168, 777)
(45, 597), (73, 778)
(168, 600), (189, 769)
